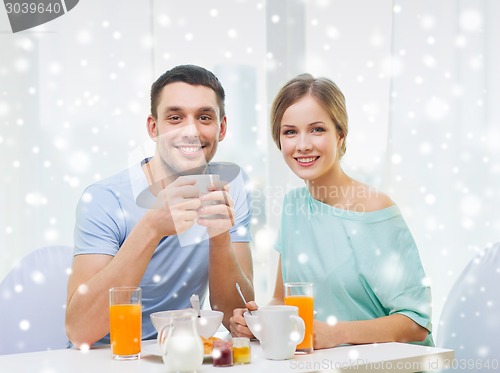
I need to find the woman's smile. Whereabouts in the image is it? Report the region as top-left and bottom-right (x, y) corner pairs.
(294, 156), (319, 166)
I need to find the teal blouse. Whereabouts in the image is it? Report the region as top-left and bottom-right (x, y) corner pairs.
(275, 187), (433, 346)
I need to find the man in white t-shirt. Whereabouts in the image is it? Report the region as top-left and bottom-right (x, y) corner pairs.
(65, 65), (254, 348)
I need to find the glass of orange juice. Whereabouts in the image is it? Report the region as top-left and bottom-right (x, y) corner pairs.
(109, 287), (142, 360)
(284, 282), (313, 354)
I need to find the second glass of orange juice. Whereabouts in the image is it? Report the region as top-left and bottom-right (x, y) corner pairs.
(109, 287), (142, 360)
(284, 282), (313, 354)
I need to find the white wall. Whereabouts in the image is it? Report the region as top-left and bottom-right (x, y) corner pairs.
(1, 0), (499, 337)
(388, 0), (500, 334)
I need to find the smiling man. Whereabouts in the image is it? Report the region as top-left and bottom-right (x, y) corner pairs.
(65, 65), (254, 348)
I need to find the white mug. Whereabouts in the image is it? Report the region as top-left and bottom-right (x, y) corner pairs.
(176, 174), (220, 196)
(244, 305), (305, 360)
(177, 174), (221, 219)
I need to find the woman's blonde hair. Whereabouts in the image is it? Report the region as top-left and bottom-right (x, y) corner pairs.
(270, 73), (348, 157)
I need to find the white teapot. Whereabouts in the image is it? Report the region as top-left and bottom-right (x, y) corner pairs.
(157, 309), (203, 372)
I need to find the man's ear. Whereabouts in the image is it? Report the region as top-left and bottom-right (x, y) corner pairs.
(146, 115), (158, 141)
(218, 116), (227, 141)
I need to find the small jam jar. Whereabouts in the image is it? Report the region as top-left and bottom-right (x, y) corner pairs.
(232, 337), (251, 364)
(212, 340), (233, 367)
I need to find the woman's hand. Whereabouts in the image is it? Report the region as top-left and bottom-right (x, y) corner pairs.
(229, 301), (258, 338)
(314, 315), (428, 349)
(313, 320), (342, 350)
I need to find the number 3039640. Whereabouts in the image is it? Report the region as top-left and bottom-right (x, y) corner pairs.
(443, 359), (499, 370)
(5, 2), (63, 14)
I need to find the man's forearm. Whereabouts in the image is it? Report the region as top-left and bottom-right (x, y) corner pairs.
(208, 232), (254, 329)
(65, 263), (121, 347)
(66, 218), (163, 347)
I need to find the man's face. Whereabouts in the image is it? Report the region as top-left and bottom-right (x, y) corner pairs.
(150, 82), (226, 176)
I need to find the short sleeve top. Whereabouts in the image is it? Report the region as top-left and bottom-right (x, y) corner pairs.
(275, 187), (433, 346)
(74, 160), (252, 343)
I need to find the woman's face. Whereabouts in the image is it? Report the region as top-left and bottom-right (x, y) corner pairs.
(279, 94), (343, 182)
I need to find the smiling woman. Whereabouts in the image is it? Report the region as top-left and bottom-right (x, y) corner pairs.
(230, 73), (433, 349)
(279, 94), (345, 188)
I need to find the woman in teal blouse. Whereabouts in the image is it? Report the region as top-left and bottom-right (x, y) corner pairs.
(230, 74), (433, 348)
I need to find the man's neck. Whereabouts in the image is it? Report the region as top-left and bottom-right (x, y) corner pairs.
(142, 157), (168, 196)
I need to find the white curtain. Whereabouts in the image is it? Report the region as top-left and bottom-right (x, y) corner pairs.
(389, 0), (500, 333)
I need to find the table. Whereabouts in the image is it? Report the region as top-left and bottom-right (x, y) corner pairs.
(0, 339), (453, 372)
